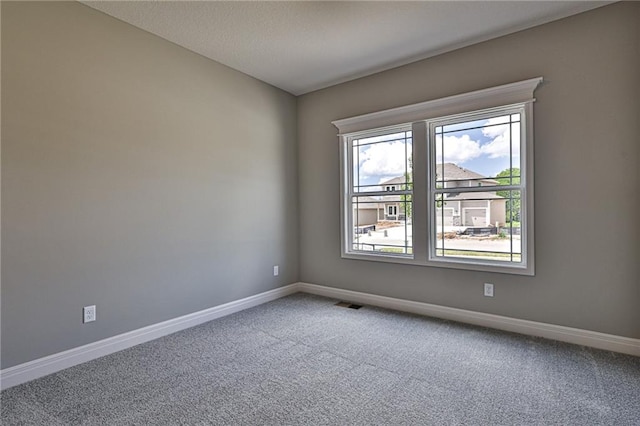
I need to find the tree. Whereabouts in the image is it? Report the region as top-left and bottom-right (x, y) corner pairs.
(496, 168), (520, 223)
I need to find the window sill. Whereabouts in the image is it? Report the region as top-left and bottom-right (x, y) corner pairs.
(342, 251), (534, 276)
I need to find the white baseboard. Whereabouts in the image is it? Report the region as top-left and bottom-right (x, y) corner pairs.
(3, 281), (638, 390)
(0, 284), (298, 390)
(297, 282), (640, 357)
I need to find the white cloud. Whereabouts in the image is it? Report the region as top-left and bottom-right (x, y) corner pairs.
(481, 117), (510, 138)
(359, 141), (409, 178)
(359, 117), (519, 178)
(480, 118), (520, 159)
(437, 134), (482, 164)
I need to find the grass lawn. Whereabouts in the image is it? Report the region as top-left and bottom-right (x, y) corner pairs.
(380, 247), (413, 254)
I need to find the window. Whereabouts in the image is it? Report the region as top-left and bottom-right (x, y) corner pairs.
(430, 108), (525, 265)
(348, 129), (413, 255)
(334, 78), (542, 275)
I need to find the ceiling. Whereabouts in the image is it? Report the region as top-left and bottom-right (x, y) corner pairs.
(82, 1), (611, 96)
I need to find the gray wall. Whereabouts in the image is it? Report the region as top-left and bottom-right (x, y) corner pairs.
(2, 1), (639, 371)
(1, 2), (298, 368)
(298, 3), (640, 338)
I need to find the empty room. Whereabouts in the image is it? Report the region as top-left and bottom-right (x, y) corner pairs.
(1, 1), (639, 424)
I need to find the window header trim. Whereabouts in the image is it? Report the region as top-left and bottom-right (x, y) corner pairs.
(332, 77), (543, 135)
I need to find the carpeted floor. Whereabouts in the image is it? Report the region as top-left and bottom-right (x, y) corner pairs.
(2, 293), (639, 425)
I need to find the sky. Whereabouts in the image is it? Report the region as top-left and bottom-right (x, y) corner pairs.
(356, 114), (520, 188)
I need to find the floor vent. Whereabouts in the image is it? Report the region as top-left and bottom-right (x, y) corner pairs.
(335, 301), (363, 310)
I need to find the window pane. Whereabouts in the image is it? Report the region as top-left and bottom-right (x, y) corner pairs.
(353, 131), (412, 193)
(434, 190), (521, 263)
(435, 113), (521, 187)
(352, 195), (412, 255)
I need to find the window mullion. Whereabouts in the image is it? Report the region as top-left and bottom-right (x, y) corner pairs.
(411, 121), (428, 261)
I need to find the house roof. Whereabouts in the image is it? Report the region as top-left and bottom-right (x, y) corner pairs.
(355, 194), (403, 208)
(358, 165), (506, 211)
(379, 163), (499, 187)
(436, 163), (499, 184)
(356, 196), (380, 203)
(446, 192), (505, 201)
(354, 196), (383, 209)
(379, 176), (406, 186)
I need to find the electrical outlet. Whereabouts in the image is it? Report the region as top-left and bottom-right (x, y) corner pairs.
(83, 305), (96, 323)
(273, 265), (279, 276)
(484, 283), (494, 297)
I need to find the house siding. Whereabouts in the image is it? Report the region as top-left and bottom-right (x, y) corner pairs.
(490, 200), (507, 226)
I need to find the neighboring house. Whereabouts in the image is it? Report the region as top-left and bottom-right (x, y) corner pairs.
(438, 191), (506, 227)
(353, 176), (407, 226)
(353, 196), (385, 227)
(378, 176), (407, 221)
(435, 163), (506, 227)
(354, 163), (506, 227)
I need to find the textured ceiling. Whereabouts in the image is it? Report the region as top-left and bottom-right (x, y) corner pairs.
(82, 1), (611, 95)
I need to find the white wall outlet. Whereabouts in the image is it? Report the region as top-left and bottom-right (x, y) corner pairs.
(83, 305), (96, 323)
(484, 283), (494, 297)
(273, 265), (279, 276)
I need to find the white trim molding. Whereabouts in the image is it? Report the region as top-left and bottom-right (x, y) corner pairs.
(3, 281), (638, 390)
(332, 77), (543, 135)
(0, 284), (298, 390)
(297, 282), (640, 357)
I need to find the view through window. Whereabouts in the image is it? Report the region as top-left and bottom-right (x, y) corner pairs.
(431, 110), (524, 263)
(351, 130), (413, 255)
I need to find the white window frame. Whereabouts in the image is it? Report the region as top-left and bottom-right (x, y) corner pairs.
(343, 125), (414, 258)
(334, 78), (542, 275)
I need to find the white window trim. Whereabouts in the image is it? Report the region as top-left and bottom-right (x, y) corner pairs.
(342, 124), (413, 259)
(426, 104), (529, 273)
(334, 78), (542, 275)
(333, 78), (543, 135)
